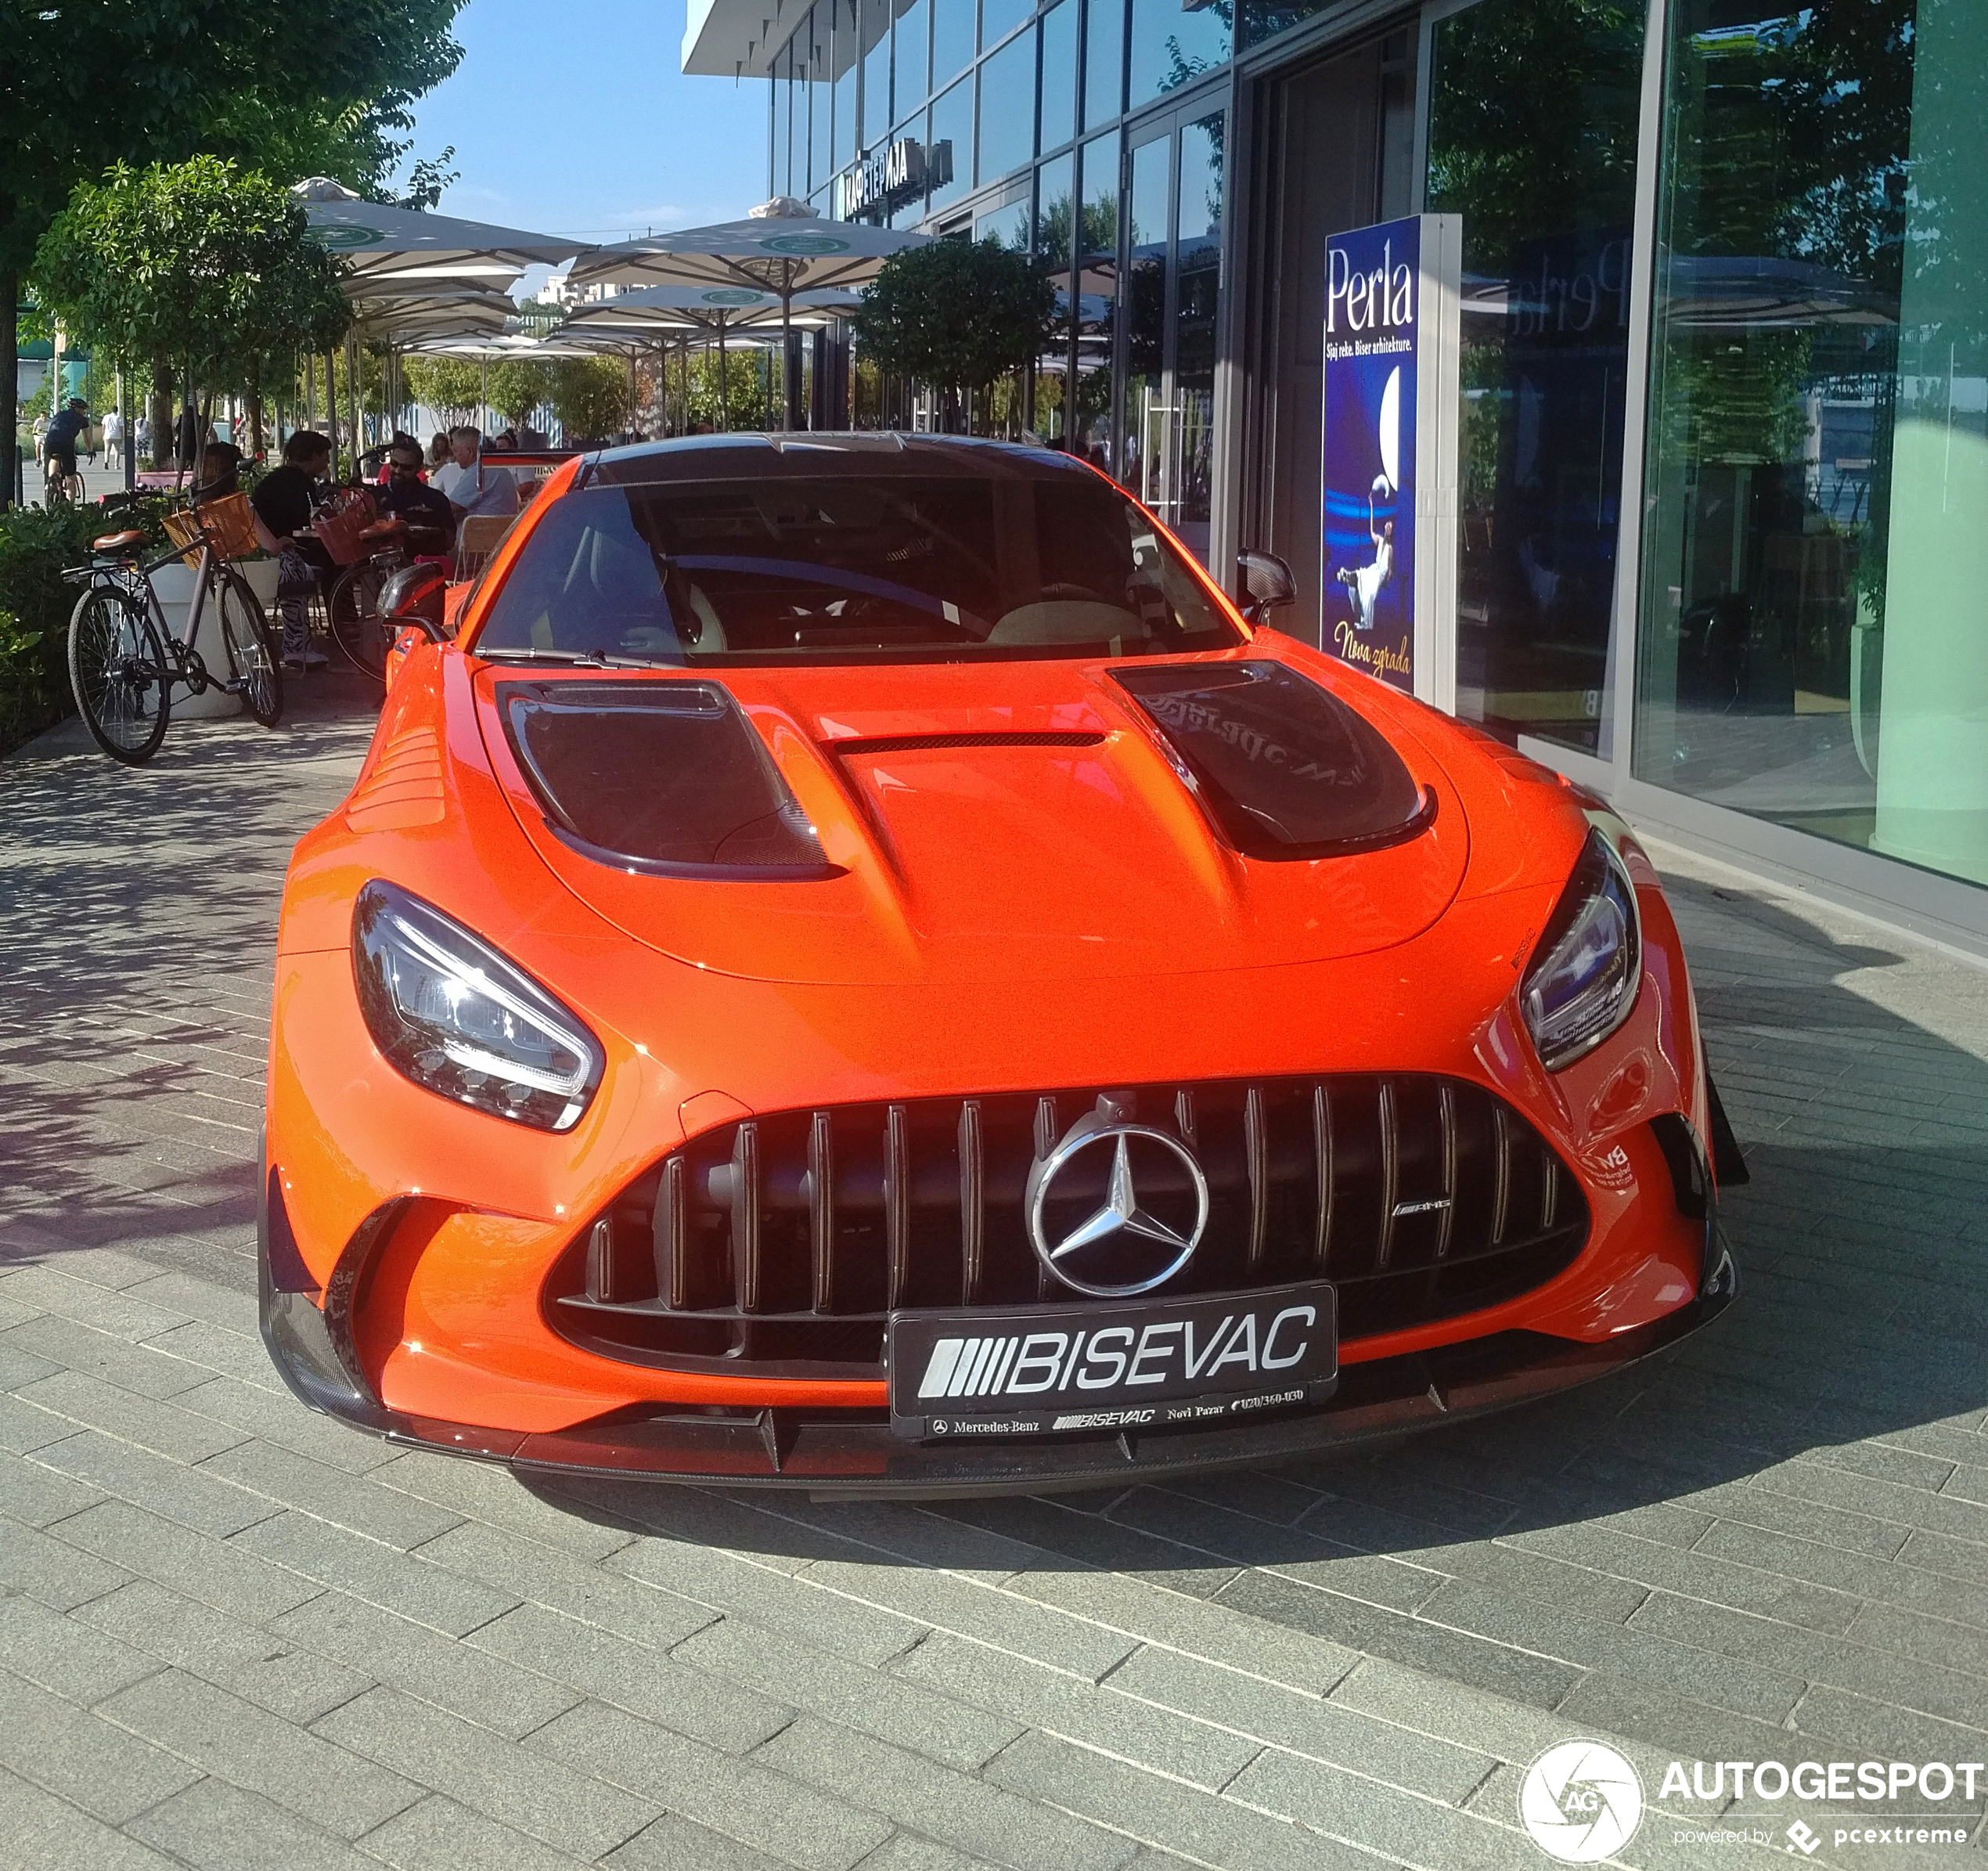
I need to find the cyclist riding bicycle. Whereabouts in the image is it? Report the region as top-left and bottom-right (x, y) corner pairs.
(44, 397), (88, 488)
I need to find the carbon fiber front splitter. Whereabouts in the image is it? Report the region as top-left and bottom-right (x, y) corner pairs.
(260, 1166), (1737, 1498)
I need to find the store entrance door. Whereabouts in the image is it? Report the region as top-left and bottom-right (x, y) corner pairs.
(1118, 99), (1227, 564)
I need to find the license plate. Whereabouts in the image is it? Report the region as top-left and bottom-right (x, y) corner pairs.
(887, 1281), (1338, 1440)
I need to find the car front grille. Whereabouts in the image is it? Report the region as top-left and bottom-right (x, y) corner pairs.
(546, 1075), (1590, 1379)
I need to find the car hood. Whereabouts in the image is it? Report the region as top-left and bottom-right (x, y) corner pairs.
(470, 648), (1471, 986)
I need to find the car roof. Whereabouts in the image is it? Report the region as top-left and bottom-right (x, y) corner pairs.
(580, 432), (1095, 487)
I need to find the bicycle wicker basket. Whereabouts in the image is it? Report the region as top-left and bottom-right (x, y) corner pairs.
(162, 492), (261, 565)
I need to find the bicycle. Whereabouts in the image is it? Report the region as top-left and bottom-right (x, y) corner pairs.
(43, 456), (86, 507)
(63, 493), (283, 765)
(326, 514), (453, 683)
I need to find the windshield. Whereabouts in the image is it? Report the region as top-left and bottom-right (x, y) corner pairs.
(471, 465), (1243, 665)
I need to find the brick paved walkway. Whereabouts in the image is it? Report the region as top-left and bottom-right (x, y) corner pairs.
(3, 683), (1986, 1871)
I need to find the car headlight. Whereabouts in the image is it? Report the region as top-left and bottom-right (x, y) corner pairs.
(351, 880), (603, 1131)
(1522, 828), (1642, 1071)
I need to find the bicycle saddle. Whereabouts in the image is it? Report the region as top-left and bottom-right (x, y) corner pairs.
(92, 528), (146, 553)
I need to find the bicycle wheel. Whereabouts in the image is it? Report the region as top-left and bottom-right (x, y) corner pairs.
(216, 568), (284, 727)
(327, 558), (394, 683)
(68, 586), (170, 763)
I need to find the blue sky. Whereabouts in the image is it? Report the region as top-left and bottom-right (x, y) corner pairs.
(405, 0), (770, 245)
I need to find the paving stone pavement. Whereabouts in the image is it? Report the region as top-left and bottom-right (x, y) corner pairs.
(3, 679), (1986, 1871)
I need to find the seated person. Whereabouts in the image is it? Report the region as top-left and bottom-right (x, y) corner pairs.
(250, 430), (336, 670)
(375, 438), (456, 554)
(434, 425), (519, 523)
(194, 441), (243, 503)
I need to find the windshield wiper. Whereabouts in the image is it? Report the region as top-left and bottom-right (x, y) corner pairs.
(474, 647), (664, 669)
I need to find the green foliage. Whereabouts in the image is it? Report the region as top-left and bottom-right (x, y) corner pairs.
(852, 240), (1057, 415)
(0, 0), (469, 265)
(0, 0), (465, 502)
(0, 499), (103, 754)
(548, 357), (633, 441)
(678, 348), (773, 432)
(36, 157), (351, 383)
(484, 359), (553, 424)
(403, 355), (483, 424)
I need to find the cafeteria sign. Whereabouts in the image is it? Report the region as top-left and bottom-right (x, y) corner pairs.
(1319, 214), (1460, 708)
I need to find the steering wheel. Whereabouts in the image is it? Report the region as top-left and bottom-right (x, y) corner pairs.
(1037, 581), (1111, 604)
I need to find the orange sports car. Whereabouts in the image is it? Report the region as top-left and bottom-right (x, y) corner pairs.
(260, 434), (1741, 1492)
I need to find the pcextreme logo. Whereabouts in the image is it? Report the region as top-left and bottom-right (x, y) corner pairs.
(1518, 1740), (1645, 1862)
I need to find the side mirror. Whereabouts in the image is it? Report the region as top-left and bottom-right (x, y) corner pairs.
(1236, 550), (1297, 625)
(379, 561), (451, 643)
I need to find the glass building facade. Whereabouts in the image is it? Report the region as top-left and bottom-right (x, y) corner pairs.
(726, 0), (1988, 932)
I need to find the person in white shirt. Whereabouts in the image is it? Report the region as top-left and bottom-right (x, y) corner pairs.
(103, 409), (124, 470)
(434, 427), (518, 522)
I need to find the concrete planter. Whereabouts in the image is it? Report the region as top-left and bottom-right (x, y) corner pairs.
(148, 561), (241, 720)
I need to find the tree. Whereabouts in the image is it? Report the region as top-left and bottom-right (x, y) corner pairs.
(548, 357), (633, 442)
(0, 0), (465, 501)
(485, 359), (553, 427)
(36, 158), (350, 460)
(851, 240), (1057, 431)
(403, 355), (483, 427)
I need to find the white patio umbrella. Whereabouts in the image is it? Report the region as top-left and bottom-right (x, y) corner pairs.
(294, 177), (587, 287)
(563, 283), (864, 431)
(564, 198), (929, 429)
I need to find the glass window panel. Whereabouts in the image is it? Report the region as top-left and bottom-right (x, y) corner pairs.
(1426, 0), (1644, 755)
(833, 0), (859, 175)
(1633, 0), (1985, 886)
(1074, 131), (1120, 471)
(982, 0), (1031, 51)
(933, 0), (975, 85)
(895, 0), (930, 117)
(1128, 0), (1226, 110)
(1082, 0), (1123, 129)
(863, 0), (892, 147)
(808, 6), (833, 192)
(977, 29), (1036, 186)
(927, 77), (974, 211)
(975, 193), (1031, 251)
(1039, 2), (1076, 153)
(1237, 0), (1331, 54)
(1035, 153), (1077, 444)
(1089, 0), (1121, 128)
(1035, 150), (1075, 272)
(1121, 135), (1169, 498)
(1172, 110), (1223, 558)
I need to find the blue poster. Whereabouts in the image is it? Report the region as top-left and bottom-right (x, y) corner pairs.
(1321, 217), (1421, 692)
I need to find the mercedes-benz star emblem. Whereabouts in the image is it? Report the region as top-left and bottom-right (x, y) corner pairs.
(1025, 1107), (1210, 1297)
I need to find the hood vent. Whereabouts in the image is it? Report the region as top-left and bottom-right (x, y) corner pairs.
(1114, 661), (1435, 860)
(499, 680), (841, 880)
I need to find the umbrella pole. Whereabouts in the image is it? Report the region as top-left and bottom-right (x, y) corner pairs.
(781, 262), (794, 434)
(718, 313), (729, 432)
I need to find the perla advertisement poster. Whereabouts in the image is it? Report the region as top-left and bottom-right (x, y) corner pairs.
(1320, 214), (1461, 706)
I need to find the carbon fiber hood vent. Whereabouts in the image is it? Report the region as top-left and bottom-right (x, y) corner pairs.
(499, 680), (841, 880)
(1113, 661), (1435, 859)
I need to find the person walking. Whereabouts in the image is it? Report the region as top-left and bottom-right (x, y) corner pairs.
(249, 430), (335, 672)
(103, 407), (124, 471)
